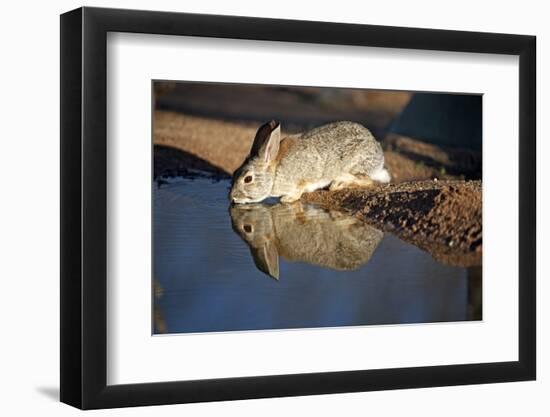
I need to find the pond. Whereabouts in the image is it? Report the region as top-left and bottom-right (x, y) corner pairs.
(153, 176), (481, 335)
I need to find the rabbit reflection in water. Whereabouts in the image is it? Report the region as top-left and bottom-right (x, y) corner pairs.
(230, 120), (390, 204)
(230, 202), (383, 279)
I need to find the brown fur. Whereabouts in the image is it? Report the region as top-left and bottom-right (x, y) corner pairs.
(274, 136), (297, 165)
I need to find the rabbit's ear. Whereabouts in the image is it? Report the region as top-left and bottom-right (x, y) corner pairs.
(251, 240), (279, 280)
(250, 120), (281, 163)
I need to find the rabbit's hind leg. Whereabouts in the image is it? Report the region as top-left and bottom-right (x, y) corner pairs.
(329, 173), (373, 191)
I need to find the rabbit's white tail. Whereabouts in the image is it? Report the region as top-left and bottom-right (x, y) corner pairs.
(370, 167), (391, 183)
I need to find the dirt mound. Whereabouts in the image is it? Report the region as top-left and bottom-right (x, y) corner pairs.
(303, 180), (482, 267)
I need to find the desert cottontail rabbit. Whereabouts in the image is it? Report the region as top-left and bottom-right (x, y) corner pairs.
(230, 120), (390, 204)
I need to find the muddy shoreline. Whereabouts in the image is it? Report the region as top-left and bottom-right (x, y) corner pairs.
(303, 181), (481, 267)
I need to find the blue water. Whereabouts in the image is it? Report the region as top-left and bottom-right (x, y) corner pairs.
(153, 176), (479, 334)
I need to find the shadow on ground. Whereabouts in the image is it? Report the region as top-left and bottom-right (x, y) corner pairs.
(36, 386), (59, 401)
(154, 145), (230, 179)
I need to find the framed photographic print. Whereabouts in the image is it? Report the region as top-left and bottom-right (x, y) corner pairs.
(60, 6), (536, 409)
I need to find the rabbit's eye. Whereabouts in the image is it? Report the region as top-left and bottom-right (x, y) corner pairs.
(244, 175), (253, 183)
(243, 225), (253, 233)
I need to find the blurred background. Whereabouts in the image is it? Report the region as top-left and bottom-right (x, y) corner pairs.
(153, 81), (482, 182)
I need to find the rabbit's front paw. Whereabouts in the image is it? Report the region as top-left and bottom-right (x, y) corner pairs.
(280, 192), (302, 203)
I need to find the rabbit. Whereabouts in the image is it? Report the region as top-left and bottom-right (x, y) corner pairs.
(230, 201), (383, 279)
(230, 120), (390, 204)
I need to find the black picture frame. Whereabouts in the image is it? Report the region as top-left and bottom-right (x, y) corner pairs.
(60, 6), (536, 410)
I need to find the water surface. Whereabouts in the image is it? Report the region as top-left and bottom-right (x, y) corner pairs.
(154, 176), (480, 334)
